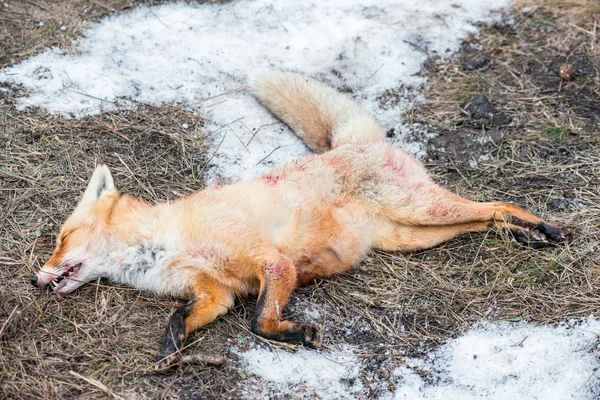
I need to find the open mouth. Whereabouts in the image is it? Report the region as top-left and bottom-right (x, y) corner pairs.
(51, 264), (81, 292)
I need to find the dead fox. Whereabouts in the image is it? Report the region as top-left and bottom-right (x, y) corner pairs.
(32, 70), (569, 369)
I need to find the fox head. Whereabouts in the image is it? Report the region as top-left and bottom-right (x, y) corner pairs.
(32, 164), (120, 295)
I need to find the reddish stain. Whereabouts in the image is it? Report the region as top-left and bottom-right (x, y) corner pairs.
(263, 173), (284, 187)
(382, 151), (405, 176)
(325, 155), (343, 167)
(296, 161), (308, 172)
(427, 187), (439, 195)
(426, 204), (451, 218)
(266, 264), (285, 277)
(211, 177), (229, 190)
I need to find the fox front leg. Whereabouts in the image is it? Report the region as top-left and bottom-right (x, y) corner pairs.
(251, 252), (323, 348)
(155, 300), (196, 369)
(155, 278), (234, 370)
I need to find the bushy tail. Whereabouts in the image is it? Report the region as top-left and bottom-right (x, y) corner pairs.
(249, 69), (384, 153)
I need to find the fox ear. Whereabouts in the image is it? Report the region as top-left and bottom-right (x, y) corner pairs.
(80, 164), (116, 206)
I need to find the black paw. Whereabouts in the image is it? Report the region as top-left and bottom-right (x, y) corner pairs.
(154, 351), (181, 371)
(507, 215), (570, 247)
(537, 222), (571, 244)
(300, 324), (323, 349)
(512, 227), (548, 248)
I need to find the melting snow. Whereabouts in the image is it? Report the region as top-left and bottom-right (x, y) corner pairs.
(391, 317), (600, 399)
(0, 0), (508, 182)
(240, 318), (600, 399)
(237, 345), (363, 399)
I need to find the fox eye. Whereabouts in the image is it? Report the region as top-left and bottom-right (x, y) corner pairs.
(59, 232), (70, 245)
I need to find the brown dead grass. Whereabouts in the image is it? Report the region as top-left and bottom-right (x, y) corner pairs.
(397, 0), (600, 348)
(0, 103), (218, 399)
(1, 0), (600, 399)
(1, 0), (140, 68)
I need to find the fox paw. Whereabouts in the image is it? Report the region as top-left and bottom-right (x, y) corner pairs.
(512, 223), (570, 248)
(507, 215), (570, 247)
(537, 222), (570, 244)
(301, 324), (323, 349)
(154, 352), (181, 372)
(512, 227), (548, 248)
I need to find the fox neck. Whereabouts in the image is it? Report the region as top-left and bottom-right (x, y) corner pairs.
(103, 241), (183, 295)
(97, 196), (188, 296)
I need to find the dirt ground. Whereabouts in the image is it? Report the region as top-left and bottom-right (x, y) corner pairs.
(1, 0), (599, 399)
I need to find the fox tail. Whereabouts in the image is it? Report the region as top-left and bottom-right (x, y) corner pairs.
(249, 69), (384, 153)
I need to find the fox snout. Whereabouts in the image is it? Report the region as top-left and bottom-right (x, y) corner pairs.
(33, 259), (89, 295)
(33, 265), (62, 289)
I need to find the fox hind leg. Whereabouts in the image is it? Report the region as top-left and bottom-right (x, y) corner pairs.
(377, 198), (569, 252)
(456, 201), (570, 246)
(374, 219), (565, 253)
(251, 251), (323, 348)
(387, 193), (569, 247)
(374, 221), (491, 252)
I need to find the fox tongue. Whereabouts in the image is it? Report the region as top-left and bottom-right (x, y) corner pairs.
(55, 278), (69, 292)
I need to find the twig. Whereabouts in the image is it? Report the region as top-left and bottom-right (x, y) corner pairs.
(69, 371), (125, 400)
(114, 153), (157, 199)
(0, 306), (19, 338)
(403, 40), (429, 56)
(577, 366), (600, 393)
(255, 146), (281, 165)
(367, 63), (384, 80)
(149, 8), (169, 28)
(199, 131), (227, 176)
(191, 86), (248, 105)
(510, 335), (529, 347)
(246, 122), (281, 146)
(63, 88), (115, 104)
(94, 1), (116, 12)
(23, 0), (50, 11)
(135, 301), (184, 308)
(101, 123), (131, 142)
(568, 22), (597, 37)
(181, 354), (227, 366)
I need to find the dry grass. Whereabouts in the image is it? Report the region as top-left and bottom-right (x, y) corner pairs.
(396, 0), (600, 347)
(1, 0), (139, 68)
(410, 12), (599, 136)
(0, 0), (228, 67)
(1, 0), (600, 399)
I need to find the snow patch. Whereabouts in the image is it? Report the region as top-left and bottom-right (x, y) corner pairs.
(237, 345), (363, 399)
(0, 0), (509, 182)
(236, 318), (600, 399)
(389, 317), (600, 400)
